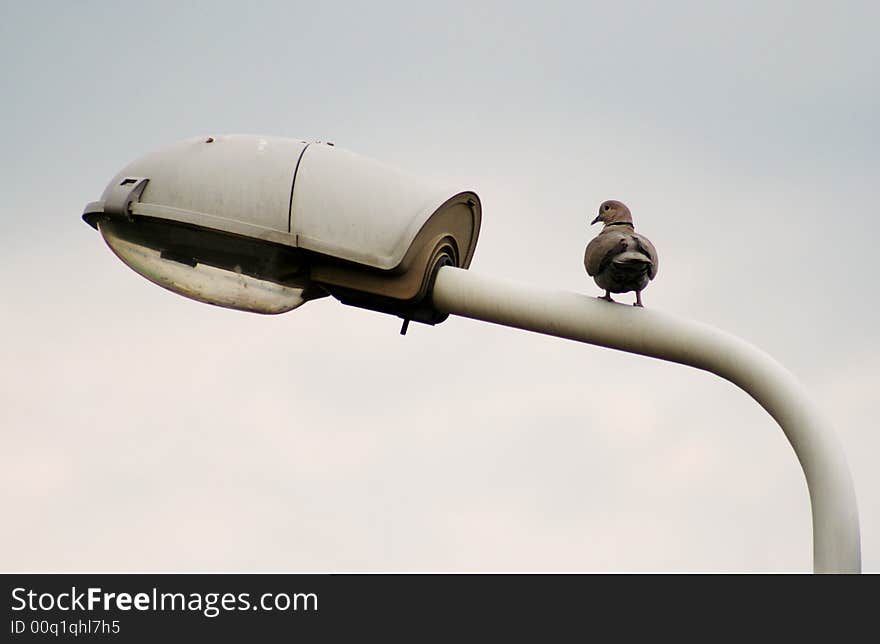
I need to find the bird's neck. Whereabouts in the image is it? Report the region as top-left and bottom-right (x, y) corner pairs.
(604, 221), (634, 229)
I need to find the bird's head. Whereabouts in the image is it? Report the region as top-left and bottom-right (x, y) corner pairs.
(591, 200), (633, 226)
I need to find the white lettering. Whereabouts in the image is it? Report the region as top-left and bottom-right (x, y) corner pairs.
(71, 588), (86, 611)
(293, 593), (318, 611)
(11, 589), (26, 611)
(134, 593), (150, 610)
(88, 587), (101, 610)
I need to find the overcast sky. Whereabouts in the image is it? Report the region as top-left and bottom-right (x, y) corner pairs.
(2, 1), (877, 572)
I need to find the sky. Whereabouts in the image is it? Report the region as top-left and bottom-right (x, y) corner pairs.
(1, 1), (877, 572)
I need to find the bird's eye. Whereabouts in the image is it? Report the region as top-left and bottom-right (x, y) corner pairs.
(603, 204), (610, 211)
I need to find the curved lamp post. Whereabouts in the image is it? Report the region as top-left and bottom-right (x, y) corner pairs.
(82, 135), (860, 572)
(432, 267), (860, 573)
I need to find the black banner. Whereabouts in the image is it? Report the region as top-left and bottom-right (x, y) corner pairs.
(2, 573), (848, 640)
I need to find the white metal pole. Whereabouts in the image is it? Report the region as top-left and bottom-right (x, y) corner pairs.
(432, 266), (860, 573)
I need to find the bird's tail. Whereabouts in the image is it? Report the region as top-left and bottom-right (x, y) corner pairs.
(612, 251), (652, 266)
(612, 251), (652, 278)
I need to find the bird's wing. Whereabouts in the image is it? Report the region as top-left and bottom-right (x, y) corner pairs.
(631, 231), (659, 279)
(584, 230), (627, 276)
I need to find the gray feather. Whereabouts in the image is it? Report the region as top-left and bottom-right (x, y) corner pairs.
(584, 220), (658, 295)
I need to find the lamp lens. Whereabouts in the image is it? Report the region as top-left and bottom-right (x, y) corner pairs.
(98, 219), (310, 315)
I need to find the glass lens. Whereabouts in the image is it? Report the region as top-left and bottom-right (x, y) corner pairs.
(99, 221), (308, 314)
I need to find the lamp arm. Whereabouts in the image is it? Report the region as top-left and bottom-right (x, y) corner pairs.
(431, 266), (860, 573)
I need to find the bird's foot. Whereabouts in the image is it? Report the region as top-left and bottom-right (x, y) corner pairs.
(598, 293), (614, 303)
(634, 292), (644, 307)
(633, 302), (644, 307)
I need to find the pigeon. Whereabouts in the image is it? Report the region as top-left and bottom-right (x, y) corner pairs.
(584, 200), (658, 307)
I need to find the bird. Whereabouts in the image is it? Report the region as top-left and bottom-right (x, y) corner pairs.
(584, 200), (658, 307)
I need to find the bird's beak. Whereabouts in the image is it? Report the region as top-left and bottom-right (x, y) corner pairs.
(590, 215), (601, 225)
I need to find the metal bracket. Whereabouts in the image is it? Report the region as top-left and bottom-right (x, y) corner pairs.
(103, 177), (150, 220)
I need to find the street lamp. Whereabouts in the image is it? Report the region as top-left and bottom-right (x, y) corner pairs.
(83, 134), (860, 573)
(83, 134), (481, 328)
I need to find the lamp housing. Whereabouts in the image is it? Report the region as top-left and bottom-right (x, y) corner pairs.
(83, 135), (481, 324)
